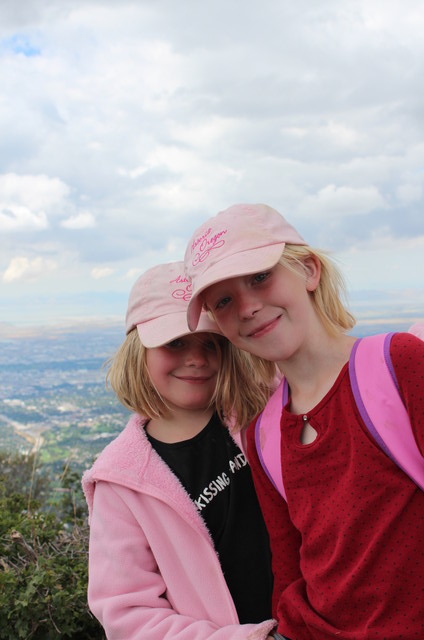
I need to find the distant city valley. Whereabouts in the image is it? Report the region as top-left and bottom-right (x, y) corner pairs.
(0, 325), (130, 475)
(0, 306), (422, 476)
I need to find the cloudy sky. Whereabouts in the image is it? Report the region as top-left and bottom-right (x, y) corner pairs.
(1, 0), (423, 328)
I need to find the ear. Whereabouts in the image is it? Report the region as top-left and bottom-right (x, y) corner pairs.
(303, 255), (321, 292)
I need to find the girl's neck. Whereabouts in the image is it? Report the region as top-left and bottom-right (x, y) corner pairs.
(146, 406), (215, 444)
(278, 332), (357, 415)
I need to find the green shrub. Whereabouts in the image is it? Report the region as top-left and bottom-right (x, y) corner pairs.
(0, 451), (105, 639)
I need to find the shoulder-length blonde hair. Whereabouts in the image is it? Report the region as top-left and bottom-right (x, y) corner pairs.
(279, 244), (356, 336)
(105, 329), (276, 432)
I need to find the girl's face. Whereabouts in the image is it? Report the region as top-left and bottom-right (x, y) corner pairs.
(146, 332), (220, 414)
(202, 260), (320, 364)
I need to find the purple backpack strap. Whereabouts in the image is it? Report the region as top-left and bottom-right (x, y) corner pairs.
(349, 332), (424, 491)
(255, 377), (289, 500)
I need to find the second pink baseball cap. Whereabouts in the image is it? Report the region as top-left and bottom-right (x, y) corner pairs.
(184, 203), (307, 331)
(126, 261), (221, 347)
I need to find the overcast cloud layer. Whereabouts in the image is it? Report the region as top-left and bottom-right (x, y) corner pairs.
(1, 0), (423, 326)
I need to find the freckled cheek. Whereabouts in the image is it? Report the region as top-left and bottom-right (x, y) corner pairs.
(213, 317), (237, 340)
(214, 321), (243, 347)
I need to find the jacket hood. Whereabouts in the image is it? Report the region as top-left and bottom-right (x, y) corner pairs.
(82, 414), (208, 533)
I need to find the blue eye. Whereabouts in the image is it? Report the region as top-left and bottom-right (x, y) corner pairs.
(166, 339), (185, 349)
(252, 271), (270, 284)
(215, 296), (231, 310)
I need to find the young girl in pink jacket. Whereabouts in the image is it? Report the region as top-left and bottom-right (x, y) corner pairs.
(82, 261), (280, 640)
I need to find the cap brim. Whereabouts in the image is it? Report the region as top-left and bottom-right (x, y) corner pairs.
(187, 242), (285, 331)
(137, 310), (221, 348)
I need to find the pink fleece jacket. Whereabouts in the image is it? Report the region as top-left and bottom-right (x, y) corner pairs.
(82, 414), (276, 640)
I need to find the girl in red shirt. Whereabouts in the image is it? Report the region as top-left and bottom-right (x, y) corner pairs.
(184, 203), (424, 640)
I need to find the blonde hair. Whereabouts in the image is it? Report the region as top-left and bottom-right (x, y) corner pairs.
(105, 329), (276, 432)
(279, 244), (356, 336)
(217, 343), (276, 432)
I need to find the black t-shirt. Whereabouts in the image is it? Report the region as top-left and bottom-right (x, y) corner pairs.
(146, 412), (273, 624)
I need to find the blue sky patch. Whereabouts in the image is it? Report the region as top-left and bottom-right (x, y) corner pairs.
(2, 34), (41, 57)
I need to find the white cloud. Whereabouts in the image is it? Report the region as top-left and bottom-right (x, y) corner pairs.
(0, 173), (69, 231)
(61, 211), (96, 229)
(118, 166), (149, 179)
(298, 184), (386, 218)
(338, 232), (424, 290)
(360, 230), (424, 252)
(0, 204), (48, 230)
(396, 184), (423, 205)
(125, 267), (143, 280)
(91, 266), (114, 279)
(3, 256), (57, 283)
(0, 173), (69, 211)
(171, 116), (239, 150)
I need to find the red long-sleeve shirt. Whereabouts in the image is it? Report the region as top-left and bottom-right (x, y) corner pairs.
(247, 333), (424, 639)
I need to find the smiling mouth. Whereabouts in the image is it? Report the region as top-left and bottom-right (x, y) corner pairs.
(247, 316), (280, 338)
(176, 376), (213, 384)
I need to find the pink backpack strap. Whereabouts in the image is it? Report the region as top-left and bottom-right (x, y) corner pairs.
(349, 332), (424, 491)
(255, 378), (289, 500)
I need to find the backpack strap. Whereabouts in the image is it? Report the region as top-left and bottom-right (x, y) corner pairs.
(349, 332), (424, 491)
(255, 330), (424, 499)
(255, 377), (289, 500)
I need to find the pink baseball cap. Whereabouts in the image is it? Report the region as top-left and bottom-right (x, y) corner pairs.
(184, 203), (307, 331)
(125, 261), (222, 347)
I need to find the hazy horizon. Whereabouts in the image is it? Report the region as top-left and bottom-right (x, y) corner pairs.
(1, 286), (423, 340)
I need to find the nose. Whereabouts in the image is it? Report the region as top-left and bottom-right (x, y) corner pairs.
(185, 343), (209, 367)
(236, 291), (262, 320)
